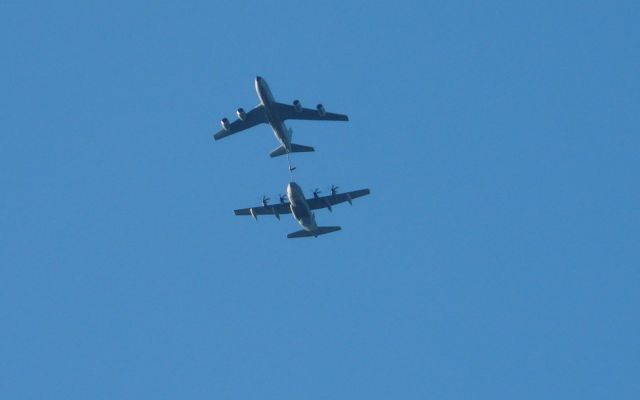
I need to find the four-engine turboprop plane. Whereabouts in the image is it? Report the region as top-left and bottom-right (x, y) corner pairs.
(234, 182), (370, 238)
(214, 76), (349, 157)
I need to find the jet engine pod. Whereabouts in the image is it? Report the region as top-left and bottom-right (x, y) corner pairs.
(236, 108), (246, 121)
(293, 99), (302, 112)
(316, 104), (326, 116)
(221, 117), (231, 130)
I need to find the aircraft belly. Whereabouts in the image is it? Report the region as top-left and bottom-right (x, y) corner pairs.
(287, 182), (312, 229)
(271, 126), (286, 146)
(264, 103), (288, 146)
(291, 203), (308, 221)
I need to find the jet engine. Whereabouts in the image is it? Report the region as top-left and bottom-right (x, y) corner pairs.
(316, 104), (326, 116)
(236, 108), (246, 121)
(221, 117), (231, 130)
(293, 99), (302, 112)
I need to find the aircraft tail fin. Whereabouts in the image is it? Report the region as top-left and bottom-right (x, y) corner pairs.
(287, 226), (341, 239)
(270, 143), (315, 158)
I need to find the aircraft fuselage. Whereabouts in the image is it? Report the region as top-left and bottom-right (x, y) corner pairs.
(287, 181), (317, 232)
(255, 76), (292, 151)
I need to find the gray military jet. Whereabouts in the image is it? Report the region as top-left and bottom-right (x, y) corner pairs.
(234, 182), (370, 238)
(214, 76), (349, 157)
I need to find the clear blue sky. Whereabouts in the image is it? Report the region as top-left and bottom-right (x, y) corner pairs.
(1, 1), (638, 399)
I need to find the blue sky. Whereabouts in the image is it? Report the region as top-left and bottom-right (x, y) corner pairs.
(1, 1), (638, 399)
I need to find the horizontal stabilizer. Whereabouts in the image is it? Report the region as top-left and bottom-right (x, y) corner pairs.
(287, 226), (341, 239)
(270, 145), (288, 158)
(290, 143), (314, 153)
(270, 143), (315, 158)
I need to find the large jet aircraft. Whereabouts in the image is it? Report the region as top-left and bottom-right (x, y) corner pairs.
(234, 182), (370, 238)
(213, 76), (349, 157)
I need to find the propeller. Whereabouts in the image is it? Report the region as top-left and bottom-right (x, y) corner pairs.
(261, 195), (270, 207)
(279, 194), (287, 204)
(312, 188), (322, 198)
(329, 184), (339, 196)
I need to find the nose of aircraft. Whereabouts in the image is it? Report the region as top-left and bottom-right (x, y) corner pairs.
(287, 181), (299, 197)
(255, 76), (262, 82)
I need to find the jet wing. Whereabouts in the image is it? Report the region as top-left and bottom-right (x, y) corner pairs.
(213, 105), (268, 140)
(234, 202), (292, 219)
(307, 189), (370, 211)
(273, 102), (349, 122)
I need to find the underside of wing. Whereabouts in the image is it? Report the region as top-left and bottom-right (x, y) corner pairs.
(307, 189), (370, 210)
(213, 105), (268, 140)
(234, 202), (292, 219)
(273, 102), (349, 122)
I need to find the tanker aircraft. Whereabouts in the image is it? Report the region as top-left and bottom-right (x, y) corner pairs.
(234, 182), (370, 238)
(213, 76), (349, 157)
